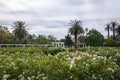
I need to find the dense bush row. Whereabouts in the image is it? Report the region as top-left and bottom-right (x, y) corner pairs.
(0, 47), (120, 79)
(0, 47), (65, 55)
(104, 39), (120, 47)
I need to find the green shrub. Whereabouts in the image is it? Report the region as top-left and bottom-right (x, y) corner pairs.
(42, 47), (65, 55)
(77, 48), (88, 52)
(0, 47), (42, 54)
(104, 39), (118, 47)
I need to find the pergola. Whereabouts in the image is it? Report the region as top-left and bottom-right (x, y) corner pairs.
(51, 42), (65, 47)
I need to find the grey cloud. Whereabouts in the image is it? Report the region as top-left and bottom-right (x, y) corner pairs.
(60, 0), (84, 6)
(0, 0), (120, 39)
(27, 20), (68, 29)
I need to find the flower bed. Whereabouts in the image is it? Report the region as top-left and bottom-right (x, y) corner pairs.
(0, 47), (120, 79)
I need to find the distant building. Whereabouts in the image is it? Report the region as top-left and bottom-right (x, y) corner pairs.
(51, 42), (86, 48)
(77, 42), (86, 47)
(51, 42), (65, 47)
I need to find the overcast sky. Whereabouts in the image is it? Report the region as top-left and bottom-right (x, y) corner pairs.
(0, 0), (120, 39)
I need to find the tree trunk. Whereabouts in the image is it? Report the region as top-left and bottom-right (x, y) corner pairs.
(113, 27), (116, 40)
(108, 29), (109, 39)
(74, 33), (77, 49)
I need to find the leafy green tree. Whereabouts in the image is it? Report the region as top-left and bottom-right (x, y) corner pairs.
(37, 35), (49, 44)
(27, 34), (33, 41)
(12, 21), (28, 43)
(85, 29), (104, 46)
(64, 35), (73, 48)
(27, 34), (39, 44)
(47, 35), (56, 41)
(69, 20), (84, 49)
(105, 39), (118, 47)
(27, 34), (37, 42)
(105, 23), (110, 39)
(60, 39), (65, 42)
(116, 25), (120, 41)
(0, 26), (13, 43)
(78, 36), (85, 43)
(116, 24), (120, 35)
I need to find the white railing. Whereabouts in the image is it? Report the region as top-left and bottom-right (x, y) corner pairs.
(0, 44), (50, 48)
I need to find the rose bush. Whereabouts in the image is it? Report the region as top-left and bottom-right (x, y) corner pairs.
(0, 47), (119, 80)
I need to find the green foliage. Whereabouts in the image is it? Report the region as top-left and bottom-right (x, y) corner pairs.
(0, 47), (65, 55)
(42, 47), (66, 55)
(47, 35), (56, 41)
(0, 47), (42, 54)
(37, 35), (50, 44)
(117, 24), (120, 34)
(104, 39), (118, 47)
(78, 36), (85, 43)
(12, 21), (28, 43)
(77, 47), (88, 52)
(64, 35), (73, 48)
(0, 26), (13, 43)
(27, 34), (37, 42)
(27, 34), (57, 44)
(69, 20), (84, 49)
(0, 47), (120, 79)
(85, 29), (104, 46)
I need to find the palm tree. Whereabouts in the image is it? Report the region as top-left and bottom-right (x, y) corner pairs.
(12, 21), (28, 42)
(105, 23), (110, 39)
(110, 21), (118, 40)
(69, 20), (84, 49)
